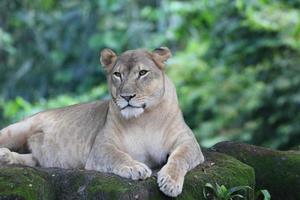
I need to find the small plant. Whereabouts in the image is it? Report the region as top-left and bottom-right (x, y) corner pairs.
(203, 183), (271, 200)
(203, 183), (251, 200)
(255, 189), (271, 200)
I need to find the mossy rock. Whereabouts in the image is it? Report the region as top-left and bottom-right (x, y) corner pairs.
(212, 141), (300, 200)
(0, 151), (254, 200)
(0, 167), (54, 200)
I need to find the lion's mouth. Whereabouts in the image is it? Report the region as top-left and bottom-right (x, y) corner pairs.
(121, 104), (146, 110)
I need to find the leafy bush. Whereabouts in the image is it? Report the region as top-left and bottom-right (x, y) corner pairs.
(168, 44), (265, 147)
(167, 0), (300, 149)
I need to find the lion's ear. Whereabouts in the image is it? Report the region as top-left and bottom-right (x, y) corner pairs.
(151, 47), (172, 69)
(100, 48), (117, 72)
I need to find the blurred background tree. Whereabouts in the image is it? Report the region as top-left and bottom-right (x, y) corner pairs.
(0, 0), (299, 149)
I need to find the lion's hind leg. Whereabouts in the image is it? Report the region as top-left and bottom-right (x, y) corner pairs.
(0, 116), (40, 150)
(0, 147), (37, 167)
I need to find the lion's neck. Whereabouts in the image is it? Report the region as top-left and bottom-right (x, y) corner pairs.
(158, 75), (180, 112)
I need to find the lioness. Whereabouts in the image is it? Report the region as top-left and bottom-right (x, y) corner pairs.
(0, 47), (204, 197)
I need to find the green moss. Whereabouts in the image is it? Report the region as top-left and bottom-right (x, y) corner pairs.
(87, 175), (130, 199)
(0, 167), (54, 200)
(178, 151), (255, 200)
(213, 141), (300, 200)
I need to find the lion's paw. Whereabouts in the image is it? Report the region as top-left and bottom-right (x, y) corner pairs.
(0, 148), (15, 165)
(157, 167), (184, 197)
(114, 161), (152, 180)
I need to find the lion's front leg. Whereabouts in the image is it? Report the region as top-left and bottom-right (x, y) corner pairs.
(158, 138), (204, 197)
(85, 143), (152, 180)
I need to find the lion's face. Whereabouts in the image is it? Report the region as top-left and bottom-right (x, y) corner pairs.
(100, 47), (172, 119)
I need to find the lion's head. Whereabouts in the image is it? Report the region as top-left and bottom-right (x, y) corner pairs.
(100, 47), (172, 119)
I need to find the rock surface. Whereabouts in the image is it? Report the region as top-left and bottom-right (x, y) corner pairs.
(212, 141), (300, 200)
(0, 151), (254, 200)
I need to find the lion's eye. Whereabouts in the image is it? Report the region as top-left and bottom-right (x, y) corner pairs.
(139, 70), (148, 76)
(113, 72), (121, 78)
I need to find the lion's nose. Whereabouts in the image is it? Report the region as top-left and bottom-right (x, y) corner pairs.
(120, 94), (136, 102)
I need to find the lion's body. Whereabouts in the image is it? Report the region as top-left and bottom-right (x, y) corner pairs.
(0, 47), (204, 197)
(28, 100), (109, 168)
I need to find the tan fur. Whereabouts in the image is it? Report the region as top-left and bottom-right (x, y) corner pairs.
(0, 47), (204, 197)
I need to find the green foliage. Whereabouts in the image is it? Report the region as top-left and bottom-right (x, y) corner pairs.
(256, 190), (271, 200)
(168, 45), (265, 147)
(203, 183), (271, 200)
(167, 0), (300, 149)
(0, 0), (299, 149)
(203, 183), (251, 200)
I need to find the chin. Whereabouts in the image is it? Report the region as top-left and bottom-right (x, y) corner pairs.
(121, 107), (144, 119)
